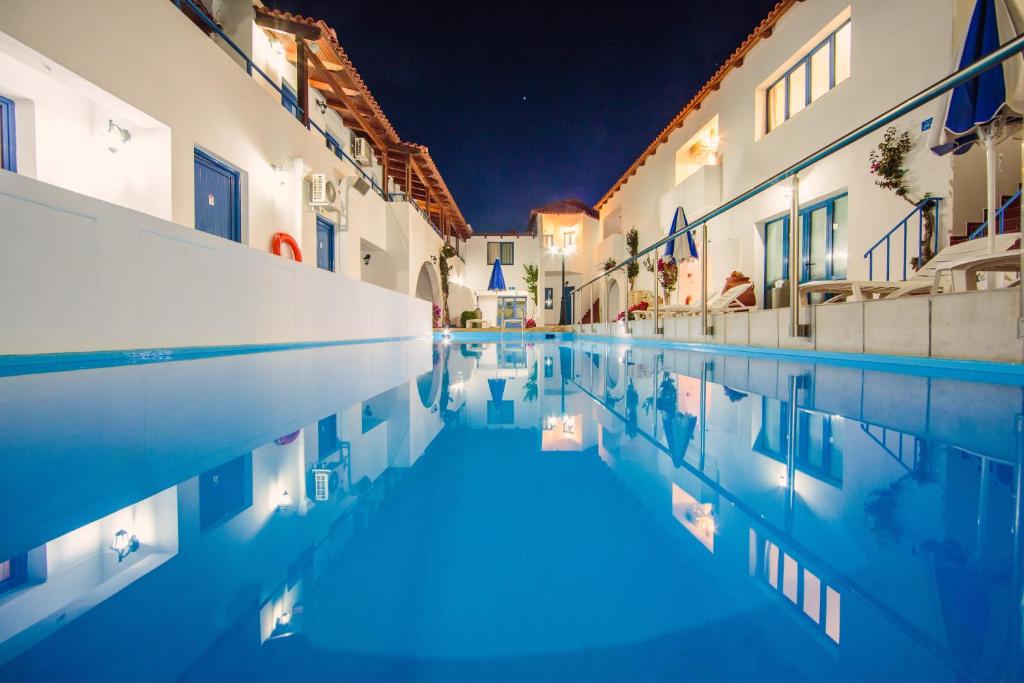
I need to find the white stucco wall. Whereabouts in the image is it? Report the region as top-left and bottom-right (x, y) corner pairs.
(0, 171), (430, 354)
(0, 0), (419, 289)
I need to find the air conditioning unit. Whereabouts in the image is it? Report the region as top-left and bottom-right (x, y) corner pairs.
(308, 173), (337, 206)
(352, 136), (372, 166)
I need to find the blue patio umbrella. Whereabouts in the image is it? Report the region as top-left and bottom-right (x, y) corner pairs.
(487, 258), (507, 291)
(663, 207), (699, 262)
(930, 0), (1024, 251)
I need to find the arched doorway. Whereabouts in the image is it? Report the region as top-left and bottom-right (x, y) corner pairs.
(415, 261), (440, 304)
(607, 278), (622, 320)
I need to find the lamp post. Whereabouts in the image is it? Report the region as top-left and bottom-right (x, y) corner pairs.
(550, 244), (575, 325)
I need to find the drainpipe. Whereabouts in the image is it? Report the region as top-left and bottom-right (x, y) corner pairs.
(788, 175), (808, 338)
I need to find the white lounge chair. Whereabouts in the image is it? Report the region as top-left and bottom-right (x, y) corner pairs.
(933, 248), (1022, 293)
(662, 284), (754, 317)
(799, 233), (1021, 303)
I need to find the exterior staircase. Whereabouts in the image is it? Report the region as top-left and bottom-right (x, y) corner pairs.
(951, 190), (1021, 246)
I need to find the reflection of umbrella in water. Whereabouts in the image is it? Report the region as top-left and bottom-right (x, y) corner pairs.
(723, 385), (748, 403)
(488, 378), (507, 402)
(663, 411), (698, 468)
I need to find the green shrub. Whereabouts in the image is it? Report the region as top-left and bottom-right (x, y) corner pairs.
(460, 309), (482, 327)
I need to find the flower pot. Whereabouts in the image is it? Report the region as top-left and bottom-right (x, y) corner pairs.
(723, 273), (756, 307)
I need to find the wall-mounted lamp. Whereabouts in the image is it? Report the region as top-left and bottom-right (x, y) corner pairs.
(362, 254), (371, 266)
(315, 97), (327, 115)
(111, 529), (140, 562)
(430, 255), (438, 265)
(270, 38), (285, 56)
(278, 490), (294, 510)
(105, 119), (131, 153)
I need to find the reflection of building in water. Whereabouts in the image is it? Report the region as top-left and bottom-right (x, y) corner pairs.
(0, 486), (180, 665)
(749, 529), (841, 644)
(0, 357), (445, 677)
(568, 342), (1022, 680)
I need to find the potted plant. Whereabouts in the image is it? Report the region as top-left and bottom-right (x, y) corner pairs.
(869, 126), (936, 268)
(603, 257), (617, 272)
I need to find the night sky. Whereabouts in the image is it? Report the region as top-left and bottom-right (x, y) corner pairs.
(265, 0), (780, 233)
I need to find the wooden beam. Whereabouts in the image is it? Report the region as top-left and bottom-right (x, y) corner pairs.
(296, 39), (310, 128)
(254, 11), (322, 41)
(306, 48), (390, 156)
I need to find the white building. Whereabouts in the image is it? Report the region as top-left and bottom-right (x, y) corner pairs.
(461, 0), (1021, 338)
(0, 0), (476, 353)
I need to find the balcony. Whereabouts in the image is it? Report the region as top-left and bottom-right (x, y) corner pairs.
(659, 164), (722, 227)
(593, 232), (626, 269)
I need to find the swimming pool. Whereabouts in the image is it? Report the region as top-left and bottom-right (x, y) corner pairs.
(0, 336), (1020, 681)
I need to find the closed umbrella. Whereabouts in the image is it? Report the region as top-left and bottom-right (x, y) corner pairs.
(663, 207), (699, 262)
(487, 258), (507, 290)
(930, 0), (1024, 252)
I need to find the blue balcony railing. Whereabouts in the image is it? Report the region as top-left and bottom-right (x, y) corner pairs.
(968, 187), (1021, 239)
(864, 197), (942, 281)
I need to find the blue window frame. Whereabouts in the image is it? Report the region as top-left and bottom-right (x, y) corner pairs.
(0, 95), (16, 172)
(316, 214), (335, 272)
(281, 81), (301, 122)
(0, 553), (28, 596)
(326, 132), (344, 160)
(754, 398), (843, 487)
(763, 193), (848, 305)
(765, 20), (851, 134)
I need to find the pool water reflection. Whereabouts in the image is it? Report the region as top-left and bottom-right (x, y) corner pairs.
(0, 338), (1021, 681)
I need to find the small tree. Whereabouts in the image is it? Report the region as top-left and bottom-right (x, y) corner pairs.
(437, 243), (457, 326)
(523, 263), (539, 317)
(869, 126), (936, 267)
(625, 228), (640, 290)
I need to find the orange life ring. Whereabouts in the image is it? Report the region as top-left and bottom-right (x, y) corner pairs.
(272, 232), (302, 262)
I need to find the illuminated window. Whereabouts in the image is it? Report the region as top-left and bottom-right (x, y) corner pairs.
(543, 233), (554, 248)
(753, 532), (841, 644)
(487, 241), (514, 265)
(562, 230), (577, 249)
(764, 19), (851, 133)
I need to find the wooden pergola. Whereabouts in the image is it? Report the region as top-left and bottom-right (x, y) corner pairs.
(254, 6), (471, 240)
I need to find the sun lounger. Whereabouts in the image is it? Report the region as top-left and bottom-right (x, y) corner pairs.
(932, 248), (1022, 293)
(662, 284), (753, 317)
(799, 233), (1021, 303)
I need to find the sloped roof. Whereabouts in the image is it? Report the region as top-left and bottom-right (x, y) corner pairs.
(526, 198), (599, 233)
(255, 4), (470, 236)
(594, 0), (801, 210)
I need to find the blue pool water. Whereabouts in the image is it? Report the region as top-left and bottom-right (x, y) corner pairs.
(0, 337), (1022, 681)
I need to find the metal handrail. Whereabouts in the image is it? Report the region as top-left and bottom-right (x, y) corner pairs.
(864, 197), (942, 281)
(174, 0), (387, 201)
(968, 187), (1022, 239)
(576, 31), (1024, 294)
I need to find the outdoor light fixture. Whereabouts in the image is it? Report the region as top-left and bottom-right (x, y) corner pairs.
(111, 529), (140, 562)
(315, 97), (327, 115)
(362, 254), (371, 266)
(105, 119), (131, 153)
(430, 255), (438, 264)
(278, 489), (293, 510)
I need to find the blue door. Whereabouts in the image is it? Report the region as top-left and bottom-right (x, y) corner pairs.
(563, 285), (574, 321)
(316, 215), (335, 271)
(0, 96), (16, 172)
(194, 149), (240, 242)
